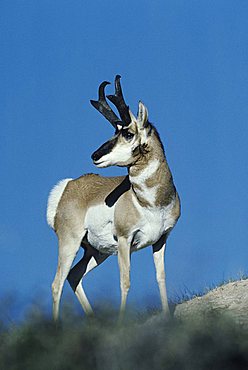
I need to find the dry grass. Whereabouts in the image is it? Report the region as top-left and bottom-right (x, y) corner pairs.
(1, 301), (248, 370)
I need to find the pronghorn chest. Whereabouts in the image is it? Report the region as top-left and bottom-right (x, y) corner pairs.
(128, 159), (176, 249)
(84, 196), (176, 255)
(130, 198), (176, 251)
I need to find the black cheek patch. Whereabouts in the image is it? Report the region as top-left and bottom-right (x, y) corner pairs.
(132, 145), (141, 157)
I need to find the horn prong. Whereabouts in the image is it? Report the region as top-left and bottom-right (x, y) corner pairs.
(107, 75), (131, 125)
(90, 80), (121, 128)
(98, 81), (110, 100)
(115, 74), (122, 95)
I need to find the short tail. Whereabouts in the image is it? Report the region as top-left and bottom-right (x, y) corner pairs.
(46, 178), (73, 229)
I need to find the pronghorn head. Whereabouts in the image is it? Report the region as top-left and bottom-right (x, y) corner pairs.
(90, 75), (151, 168)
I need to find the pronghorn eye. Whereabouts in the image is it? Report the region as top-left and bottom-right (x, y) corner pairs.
(122, 131), (134, 140)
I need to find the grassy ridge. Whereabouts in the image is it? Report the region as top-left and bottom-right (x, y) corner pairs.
(1, 305), (248, 370)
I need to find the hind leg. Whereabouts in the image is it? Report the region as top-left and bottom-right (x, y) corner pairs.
(52, 233), (84, 322)
(67, 244), (109, 315)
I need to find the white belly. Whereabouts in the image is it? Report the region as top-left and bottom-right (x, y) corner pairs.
(85, 203), (118, 254)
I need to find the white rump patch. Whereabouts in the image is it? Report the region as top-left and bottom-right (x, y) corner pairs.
(46, 178), (73, 229)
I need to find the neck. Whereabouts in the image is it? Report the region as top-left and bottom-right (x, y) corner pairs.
(128, 129), (175, 207)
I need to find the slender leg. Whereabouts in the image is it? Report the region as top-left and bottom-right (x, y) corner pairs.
(117, 237), (131, 320)
(67, 245), (109, 315)
(152, 235), (170, 318)
(52, 235), (82, 322)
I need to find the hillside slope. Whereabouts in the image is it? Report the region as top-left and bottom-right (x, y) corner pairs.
(174, 279), (248, 327)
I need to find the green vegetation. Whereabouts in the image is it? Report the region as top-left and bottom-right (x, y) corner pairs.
(1, 304), (248, 370)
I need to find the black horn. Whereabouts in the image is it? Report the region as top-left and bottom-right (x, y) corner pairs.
(107, 75), (131, 126)
(90, 81), (122, 128)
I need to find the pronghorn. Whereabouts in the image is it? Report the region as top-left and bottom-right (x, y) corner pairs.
(47, 75), (180, 321)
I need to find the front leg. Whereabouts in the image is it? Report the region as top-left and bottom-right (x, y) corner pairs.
(152, 234), (170, 318)
(117, 236), (131, 320)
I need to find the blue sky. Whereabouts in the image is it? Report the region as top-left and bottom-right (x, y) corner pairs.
(1, 0), (248, 315)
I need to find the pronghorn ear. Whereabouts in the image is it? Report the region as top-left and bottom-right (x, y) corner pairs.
(137, 101), (148, 128)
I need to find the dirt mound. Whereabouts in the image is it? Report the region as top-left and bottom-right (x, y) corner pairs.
(174, 279), (248, 327)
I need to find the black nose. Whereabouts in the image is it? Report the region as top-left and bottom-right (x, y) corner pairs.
(91, 137), (117, 162)
(91, 151), (100, 161)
